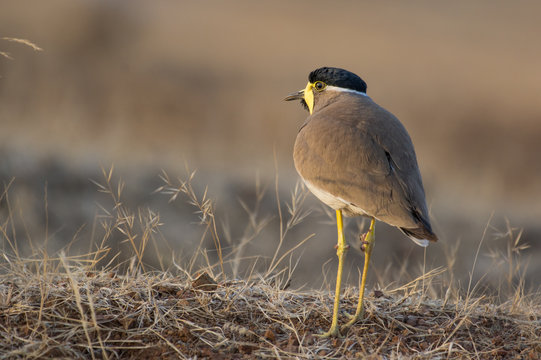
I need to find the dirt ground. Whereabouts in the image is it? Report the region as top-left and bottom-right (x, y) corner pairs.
(1, 265), (539, 359)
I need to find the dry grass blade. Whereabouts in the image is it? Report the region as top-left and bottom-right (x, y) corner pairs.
(0, 51), (13, 60)
(59, 253), (105, 360)
(1, 37), (42, 60)
(158, 167), (226, 277)
(1, 37), (43, 51)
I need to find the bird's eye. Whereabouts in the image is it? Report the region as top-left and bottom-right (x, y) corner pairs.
(314, 81), (327, 91)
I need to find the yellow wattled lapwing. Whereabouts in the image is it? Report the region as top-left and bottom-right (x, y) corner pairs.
(285, 67), (437, 337)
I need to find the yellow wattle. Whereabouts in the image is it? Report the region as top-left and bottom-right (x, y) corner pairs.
(303, 82), (314, 114)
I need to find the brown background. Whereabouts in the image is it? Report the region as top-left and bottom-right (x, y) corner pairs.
(1, 1), (540, 293)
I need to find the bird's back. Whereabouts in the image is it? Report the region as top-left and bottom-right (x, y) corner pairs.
(294, 92), (437, 242)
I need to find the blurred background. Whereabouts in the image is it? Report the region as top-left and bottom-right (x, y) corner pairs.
(1, 0), (540, 295)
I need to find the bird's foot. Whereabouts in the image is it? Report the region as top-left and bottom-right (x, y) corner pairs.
(316, 324), (342, 338)
(341, 310), (364, 333)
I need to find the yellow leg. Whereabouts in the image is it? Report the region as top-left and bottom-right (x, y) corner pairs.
(342, 218), (376, 332)
(318, 209), (348, 338)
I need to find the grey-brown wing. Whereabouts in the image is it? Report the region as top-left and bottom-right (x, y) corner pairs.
(294, 96), (429, 231)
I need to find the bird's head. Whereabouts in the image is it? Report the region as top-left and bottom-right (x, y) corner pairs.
(284, 67), (367, 114)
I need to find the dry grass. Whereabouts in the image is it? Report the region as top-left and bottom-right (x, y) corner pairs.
(1, 260), (539, 359)
(0, 37), (42, 60)
(0, 169), (540, 359)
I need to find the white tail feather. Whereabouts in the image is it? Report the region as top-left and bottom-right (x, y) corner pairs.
(409, 237), (429, 247)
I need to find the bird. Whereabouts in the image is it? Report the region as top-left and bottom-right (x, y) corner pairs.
(285, 67), (437, 337)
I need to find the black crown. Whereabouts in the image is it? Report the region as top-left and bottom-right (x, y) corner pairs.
(309, 67), (367, 93)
